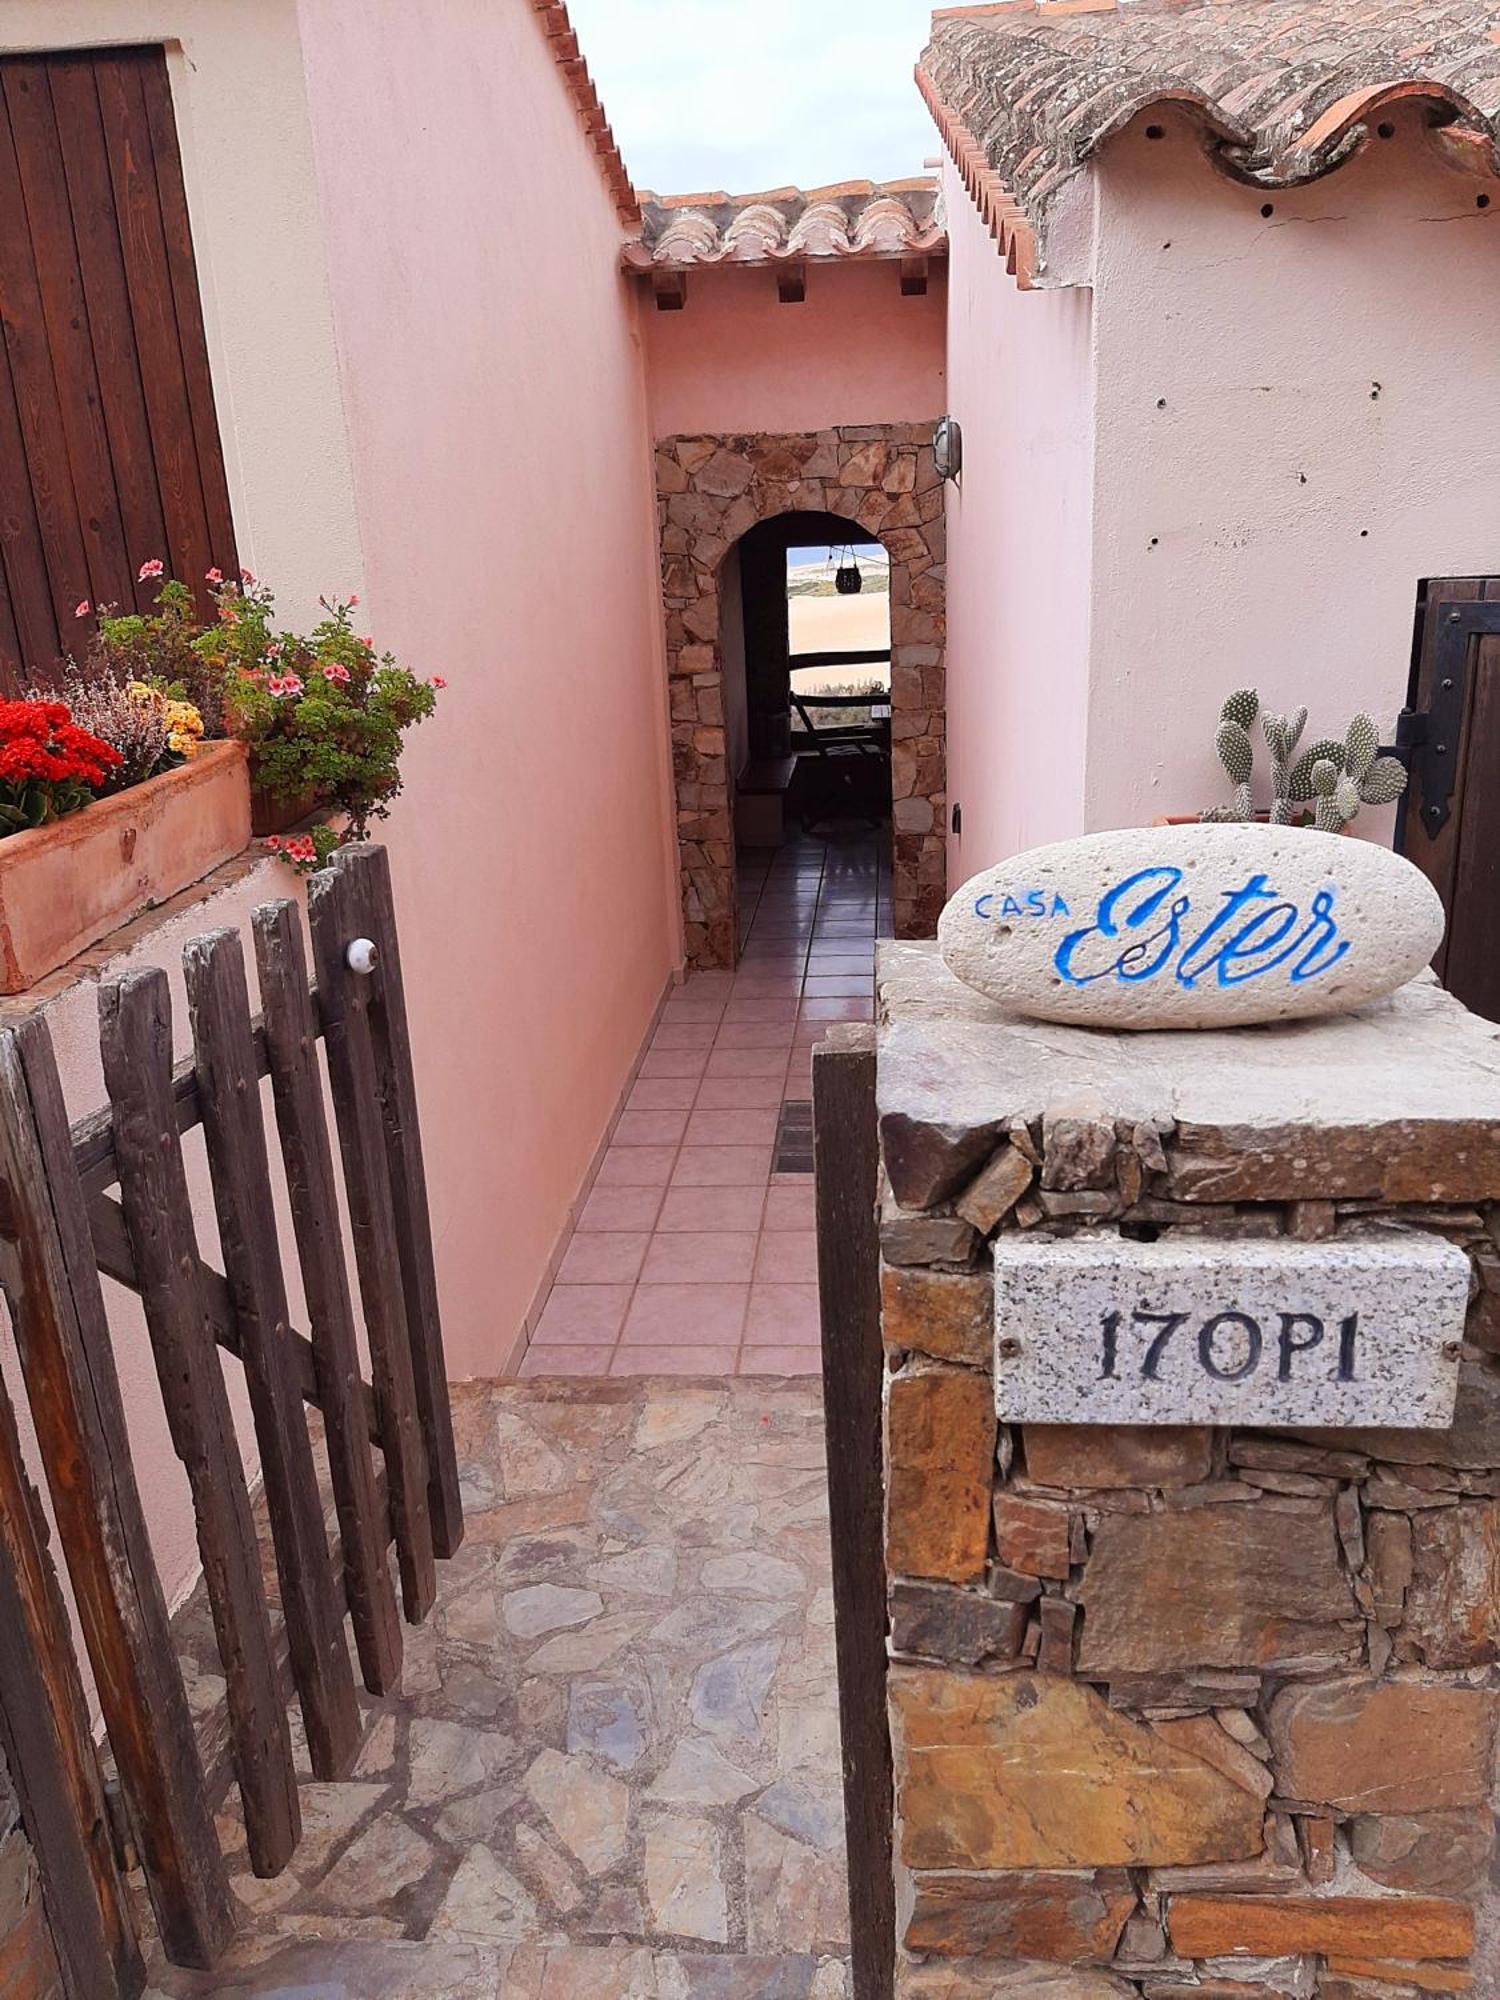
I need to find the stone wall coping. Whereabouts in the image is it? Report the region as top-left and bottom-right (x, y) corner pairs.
(876, 941), (1500, 1205)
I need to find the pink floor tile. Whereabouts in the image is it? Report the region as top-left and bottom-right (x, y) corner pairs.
(685, 1106), (780, 1147)
(722, 1000), (800, 1025)
(521, 1344), (619, 1377)
(650, 1023), (718, 1051)
(730, 977), (803, 999)
(713, 1023), (797, 1050)
(673, 1146), (774, 1186)
(627, 1076), (699, 1112)
(531, 1285), (633, 1345)
(595, 1145), (678, 1188)
(680, 971), (735, 996)
(641, 1231), (758, 1283)
(557, 1232), (650, 1284)
(744, 1281), (822, 1343)
(622, 1282), (750, 1344)
(753, 1231), (820, 1283)
(802, 975), (874, 998)
(764, 1184), (817, 1230)
(800, 998), (875, 1022)
(660, 1003), (725, 1029)
(657, 1184), (767, 1232)
(736, 1346), (822, 1377)
(704, 1048), (789, 1079)
(694, 1074), (787, 1110)
(614, 1107), (691, 1147)
(610, 1346), (741, 1377)
(806, 951), (875, 971)
(577, 1184), (664, 1231)
(638, 1047), (710, 1080)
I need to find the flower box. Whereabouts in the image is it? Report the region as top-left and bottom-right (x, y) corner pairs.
(0, 740), (251, 993)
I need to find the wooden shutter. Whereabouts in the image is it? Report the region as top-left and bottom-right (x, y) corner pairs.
(0, 46), (237, 690)
(1399, 576), (1500, 1024)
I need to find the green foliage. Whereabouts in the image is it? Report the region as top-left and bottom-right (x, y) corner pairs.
(1220, 688), (1260, 729)
(76, 571), (442, 855)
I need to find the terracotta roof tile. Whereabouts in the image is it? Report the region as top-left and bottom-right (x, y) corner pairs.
(623, 179), (947, 273)
(530, 0), (640, 228)
(920, 0), (1500, 283)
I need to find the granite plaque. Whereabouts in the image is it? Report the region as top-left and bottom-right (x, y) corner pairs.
(993, 1234), (1468, 1429)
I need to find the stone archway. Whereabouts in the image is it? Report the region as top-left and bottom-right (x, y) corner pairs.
(656, 425), (947, 969)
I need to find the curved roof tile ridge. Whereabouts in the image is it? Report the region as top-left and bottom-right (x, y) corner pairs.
(919, 0), (1500, 286)
(623, 177), (948, 270)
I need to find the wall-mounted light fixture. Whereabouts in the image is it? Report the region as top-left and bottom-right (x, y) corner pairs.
(934, 414), (963, 483)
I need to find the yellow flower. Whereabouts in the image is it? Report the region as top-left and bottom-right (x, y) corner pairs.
(127, 680), (164, 711)
(167, 730), (199, 757)
(164, 699), (203, 738)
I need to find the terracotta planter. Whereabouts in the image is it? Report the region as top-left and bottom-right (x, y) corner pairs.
(0, 740), (251, 994)
(250, 782), (323, 837)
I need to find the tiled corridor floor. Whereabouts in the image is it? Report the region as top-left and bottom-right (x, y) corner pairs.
(521, 834), (888, 1380)
(147, 1376), (848, 1998)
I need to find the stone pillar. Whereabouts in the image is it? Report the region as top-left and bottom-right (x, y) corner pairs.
(876, 942), (1500, 2000)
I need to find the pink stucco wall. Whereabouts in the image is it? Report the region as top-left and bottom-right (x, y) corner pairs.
(295, 0), (679, 1377)
(1086, 107), (1500, 835)
(940, 158), (1095, 883)
(643, 259), (947, 437)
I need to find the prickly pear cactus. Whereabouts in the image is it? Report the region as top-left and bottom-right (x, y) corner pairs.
(1200, 691), (1407, 830)
(1287, 739), (1348, 803)
(1201, 689), (1262, 821)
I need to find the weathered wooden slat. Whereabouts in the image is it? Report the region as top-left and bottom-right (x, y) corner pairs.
(99, 967), (299, 1878)
(0, 1018), (235, 1968)
(0, 1359), (145, 2000)
(87, 1189), (380, 1445)
(339, 843), (463, 1557)
(183, 929), (361, 1781)
(308, 862), (436, 1622)
(253, 899), (402, 1696)
(73, 1014), (283, 1199)
(812, 1025), (895, 2000)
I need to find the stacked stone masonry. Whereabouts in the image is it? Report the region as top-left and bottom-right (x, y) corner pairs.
(656, 427), (947, 969)
(876, 942), (1500, 2000)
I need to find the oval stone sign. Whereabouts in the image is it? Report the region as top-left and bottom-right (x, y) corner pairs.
(938, 824), (1445, 1029)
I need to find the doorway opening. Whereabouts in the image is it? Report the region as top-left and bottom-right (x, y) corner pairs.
(725, 509), (892, 866)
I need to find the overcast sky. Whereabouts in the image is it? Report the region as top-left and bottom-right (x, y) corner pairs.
(563, 0), (942, 195)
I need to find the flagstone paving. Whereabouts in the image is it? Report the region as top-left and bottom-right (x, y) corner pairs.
(145, 1375), (850, 1998)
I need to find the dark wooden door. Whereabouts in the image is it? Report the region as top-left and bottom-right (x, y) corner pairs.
(0, 47), (237, 690)
(1399, 576), (1500, 1023)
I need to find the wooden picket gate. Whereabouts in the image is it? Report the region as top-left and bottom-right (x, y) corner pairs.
(0, 841), (462, 1998)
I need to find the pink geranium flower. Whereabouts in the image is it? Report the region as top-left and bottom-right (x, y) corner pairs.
(348, 593), (359, 607)
(74, 599), (91, 618)
(267, 673), (304, 699)
(321, 661), (352, 685)
(205, 566), (224, 586)
(240, 568), (256, 585)
(138, 558), (164, 581)
(428, 675), (447, 689)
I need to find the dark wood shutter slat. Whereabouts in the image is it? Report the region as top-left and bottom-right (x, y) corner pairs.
(0, 1017), (235, 1969)
(0, 79), (87, 658)
(46, 55), (170, 605)
(183, 927), (362, 1781)
(340, 843), (464, 1557)
(137, 50), (237, 589)
(99, 965), (300, 1879)
(92, 53), (213, 598)
(254, 898), (404, 1696)
(308, 862), (437, 1624)
(2, 62), (132, 610)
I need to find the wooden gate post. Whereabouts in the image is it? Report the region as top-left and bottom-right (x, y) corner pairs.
(0, 1351), (144, 2000)
(0, 1017), (234, 1969)
(812, 1023), (894, 2000)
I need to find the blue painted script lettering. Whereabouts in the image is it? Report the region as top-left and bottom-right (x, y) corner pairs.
(1054, 867), (1350, 993)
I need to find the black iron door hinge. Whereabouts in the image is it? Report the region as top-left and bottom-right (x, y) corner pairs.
(1401, 599), (1500, 838)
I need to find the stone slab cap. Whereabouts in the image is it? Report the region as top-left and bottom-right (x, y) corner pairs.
(877, 942), (1500, 1205)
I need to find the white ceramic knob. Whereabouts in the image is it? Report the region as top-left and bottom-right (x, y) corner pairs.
(346, 937), (379, 975)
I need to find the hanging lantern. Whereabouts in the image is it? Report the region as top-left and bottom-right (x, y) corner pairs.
(835, 546), (864, 595)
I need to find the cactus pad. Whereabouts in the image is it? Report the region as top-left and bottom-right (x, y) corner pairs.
(1344, 713), (1379, 781)
(1220, 688), (1260, 729)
